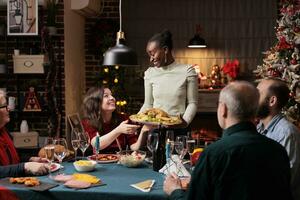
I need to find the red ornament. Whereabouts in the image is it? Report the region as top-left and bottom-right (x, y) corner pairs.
(293, 27), (300, 33)
(290, 59), (297, 65)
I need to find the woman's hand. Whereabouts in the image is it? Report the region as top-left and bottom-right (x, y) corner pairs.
(24, 162), (49, 176)
(116, 120), (141, 135)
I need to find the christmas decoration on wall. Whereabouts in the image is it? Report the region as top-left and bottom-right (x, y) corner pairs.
(254, 0), (300, 126)
(23, 87), (41, 111)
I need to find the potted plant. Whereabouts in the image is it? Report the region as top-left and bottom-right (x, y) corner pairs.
(46, 0), (58, 35)
(0, 54), (6, 74)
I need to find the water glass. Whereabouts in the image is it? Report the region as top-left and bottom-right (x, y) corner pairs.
(78, 131), (90, 159)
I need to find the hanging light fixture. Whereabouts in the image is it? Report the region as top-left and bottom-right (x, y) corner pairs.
(102, 0), (138, 66)
(188, 25), (207, 48)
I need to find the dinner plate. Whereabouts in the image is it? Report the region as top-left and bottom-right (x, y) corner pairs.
(87, 154), (119, 163)
(50, 163), (61, 172)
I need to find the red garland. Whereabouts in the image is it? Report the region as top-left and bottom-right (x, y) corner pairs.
(222, 59), (240, 79)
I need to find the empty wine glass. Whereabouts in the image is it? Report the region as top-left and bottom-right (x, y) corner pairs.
(71, 130), (80, 161)
(147, 131), (159, 163)
(78, 131), (90, 159)
(54, 138), (68, 173)
(175, 135), (188, 160)
(44, 137), (55, 177)
(186, 139), (195, 166)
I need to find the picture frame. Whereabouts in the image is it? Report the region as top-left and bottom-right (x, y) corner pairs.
(7, 0), (38, 35)
(67, 113), (85, 134)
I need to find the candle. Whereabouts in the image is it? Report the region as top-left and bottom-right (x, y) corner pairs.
(95, 132), (100, 154)
(165, 139), (170, 161)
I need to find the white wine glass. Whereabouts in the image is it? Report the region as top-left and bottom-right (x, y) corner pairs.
(78, 131), (90, 159)
(54, 138), (68, 173)
(147, 131), (159, 163)
(71, 130), (80, 161)
(44, 137), (55, 177)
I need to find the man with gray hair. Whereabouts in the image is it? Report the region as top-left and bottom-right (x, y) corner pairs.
(164, 81), (292, 200)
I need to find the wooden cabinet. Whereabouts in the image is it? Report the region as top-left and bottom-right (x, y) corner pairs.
(197, 89), (220, 113)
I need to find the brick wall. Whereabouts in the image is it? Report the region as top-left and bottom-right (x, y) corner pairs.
(0, 1), (65, 137)
(84, 0), (144, 115)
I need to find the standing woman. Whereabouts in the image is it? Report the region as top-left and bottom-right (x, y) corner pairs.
(81, 86), (149, 153)
(140, 30), (198, 131)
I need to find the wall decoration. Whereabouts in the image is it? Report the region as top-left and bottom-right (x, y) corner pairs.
(23, 86), (41, 111)
(7, 0), (38, 35)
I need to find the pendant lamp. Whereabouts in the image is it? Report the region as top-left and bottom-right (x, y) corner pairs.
(102, 0), (138, 66)
(188, 25), (207, 48)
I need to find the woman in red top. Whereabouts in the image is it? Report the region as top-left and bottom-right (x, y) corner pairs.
(81, 87), (149, 153)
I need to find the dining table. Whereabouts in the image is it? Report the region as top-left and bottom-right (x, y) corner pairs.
(0, 161), (169, 200)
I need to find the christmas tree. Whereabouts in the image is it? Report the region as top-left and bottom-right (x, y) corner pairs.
(254, 0), (300, 126)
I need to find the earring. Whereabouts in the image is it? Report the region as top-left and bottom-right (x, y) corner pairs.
(164, 52), (167, 64)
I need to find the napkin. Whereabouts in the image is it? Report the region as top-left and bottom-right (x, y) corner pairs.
(130, 179), (155, 192)
(159, 155), (191, 177)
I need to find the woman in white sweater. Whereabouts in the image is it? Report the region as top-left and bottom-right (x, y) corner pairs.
(140, 30), (198, 131)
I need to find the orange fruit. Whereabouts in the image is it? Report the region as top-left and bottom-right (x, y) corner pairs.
(191, 148), (203, 166)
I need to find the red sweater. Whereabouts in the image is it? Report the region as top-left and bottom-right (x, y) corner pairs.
(0, 128), (20, 165)
(81, 113), (137, 153)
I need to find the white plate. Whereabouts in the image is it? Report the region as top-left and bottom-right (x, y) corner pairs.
(50, 163), (61, 172)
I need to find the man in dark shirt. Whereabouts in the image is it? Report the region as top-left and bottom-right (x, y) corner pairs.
(163, 81), (292, 200)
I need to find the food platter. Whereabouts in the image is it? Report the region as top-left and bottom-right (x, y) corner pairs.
(129, 114), (182, 126)
(87, 154), (119, 163)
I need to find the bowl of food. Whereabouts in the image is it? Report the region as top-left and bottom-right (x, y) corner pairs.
(118, 150), (146, 168)
(73, 160), (97, 172)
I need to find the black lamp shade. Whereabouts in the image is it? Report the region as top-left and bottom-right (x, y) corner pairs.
(188, 34), (207, 48)
(103, 39), (138, 66)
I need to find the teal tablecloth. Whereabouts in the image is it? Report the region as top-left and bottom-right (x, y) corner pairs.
(2, 162), (168, 200)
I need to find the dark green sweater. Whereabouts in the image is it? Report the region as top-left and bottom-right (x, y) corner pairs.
(170, 122), (292, 200)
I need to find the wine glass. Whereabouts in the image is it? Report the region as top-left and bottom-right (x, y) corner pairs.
(175, 135), (188, 160)
(186, 139), (195, 166)
(147, 131), (159, 163)
(44, 137), (55, 177)
(71, 130), (80, 161)
(78, 131), (90, 159)
(54, 138), (68, 173)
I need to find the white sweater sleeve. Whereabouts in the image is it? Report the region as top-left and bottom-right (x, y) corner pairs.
(182, 66), (198, 124)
